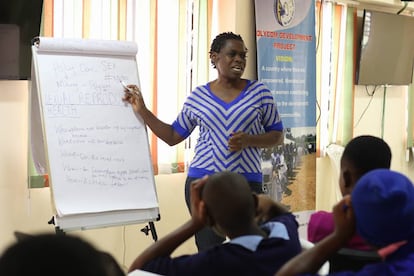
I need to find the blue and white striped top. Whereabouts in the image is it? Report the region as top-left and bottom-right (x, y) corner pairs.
(172, 80), (283, 182)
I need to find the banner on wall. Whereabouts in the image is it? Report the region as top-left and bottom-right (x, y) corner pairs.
(254, 0), (316, 237)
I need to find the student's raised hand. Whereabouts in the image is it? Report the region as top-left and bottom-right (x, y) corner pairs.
(255, 194), (288, 224)
(189, 176), (208, 228)
(255, 194), (275, 224)
(122, 84), (146, 114)
(332, 195), (355, 242)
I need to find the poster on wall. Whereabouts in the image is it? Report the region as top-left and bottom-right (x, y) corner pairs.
(254, 0), (316, 237)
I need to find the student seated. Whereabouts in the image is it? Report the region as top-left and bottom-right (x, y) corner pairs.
(128, 171), (302, 276)
(308, 135), (391, 251)
(276, 169), (414, 276)
(0, 233), (125, 276)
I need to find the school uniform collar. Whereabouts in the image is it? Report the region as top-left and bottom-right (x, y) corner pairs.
(229, 221), (289, 252)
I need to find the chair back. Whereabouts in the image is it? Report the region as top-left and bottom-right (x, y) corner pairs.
(328, 248), (381, 273)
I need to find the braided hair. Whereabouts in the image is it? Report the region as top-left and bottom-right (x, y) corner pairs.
(209, 32), (245, 68)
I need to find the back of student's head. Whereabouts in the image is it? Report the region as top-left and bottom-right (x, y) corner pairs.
(352, 169), (414, 247)
(202, 171), (255, 235)
(0, 233), (118, 276)
(341, 135), (391, 177)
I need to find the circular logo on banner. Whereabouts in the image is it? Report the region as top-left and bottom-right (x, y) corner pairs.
(274, 0), (295, 27)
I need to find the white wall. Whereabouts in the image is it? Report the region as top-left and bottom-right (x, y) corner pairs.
(317, 85), (414, 211)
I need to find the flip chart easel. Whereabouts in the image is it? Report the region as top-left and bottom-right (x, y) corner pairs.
(30, 37), (159, 234)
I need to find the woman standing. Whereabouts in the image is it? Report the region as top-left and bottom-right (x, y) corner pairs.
(123, 32), (284, 251)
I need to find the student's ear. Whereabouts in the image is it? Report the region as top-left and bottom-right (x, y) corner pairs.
(342, 170), (354, 194)
(253, 193), (265, 224)
(343, 170), (352, 189)
(253, 193), (259, 211)
(199, 201), (215, 226)
(205, 212), (215, 227)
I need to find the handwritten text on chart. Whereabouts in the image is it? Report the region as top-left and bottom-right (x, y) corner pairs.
(44, 59), (132, 118)
(63, 166), (150, 188)
(52, 122), (146, 188)
(54, 124), (142, 146)
(35, 42), (158, 215)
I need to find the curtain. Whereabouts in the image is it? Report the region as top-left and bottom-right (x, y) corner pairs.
(316, 1), (355, 156)
(32, 0), (214, 184)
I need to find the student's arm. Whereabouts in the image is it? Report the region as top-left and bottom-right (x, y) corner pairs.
(255, 194), (289, 224)
(123, 85), (184, 146)
(128, 177), (208, 273)
(275, 196), (355, 276)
